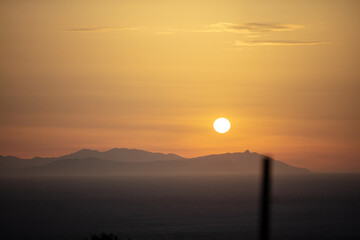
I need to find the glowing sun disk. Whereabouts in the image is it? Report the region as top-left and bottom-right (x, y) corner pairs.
(213, 118), (231, 133)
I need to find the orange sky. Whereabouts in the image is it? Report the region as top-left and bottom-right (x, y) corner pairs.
(0, 0), (359, 172)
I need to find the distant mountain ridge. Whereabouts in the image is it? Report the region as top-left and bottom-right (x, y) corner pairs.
(0, 148), (310, 176)
(59, 148), (184, 162)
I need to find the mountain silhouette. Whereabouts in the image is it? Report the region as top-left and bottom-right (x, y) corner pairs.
(0, 148), (182, 172)
(1, 148), (310, 176)
(59, 148), (184, 162)
(0, 155), (54, 170)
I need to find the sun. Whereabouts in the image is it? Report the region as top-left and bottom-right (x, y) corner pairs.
(213, 118), (231, 133)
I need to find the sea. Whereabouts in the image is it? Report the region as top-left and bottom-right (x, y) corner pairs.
(0, 174), (359, 240)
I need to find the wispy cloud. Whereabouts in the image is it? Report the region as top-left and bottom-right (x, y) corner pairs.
(65, 22), (303, 34)
(62, 23), (329, 48)
(202, 22), (303, 33)
(161, 22), (303, 34)
(64, 26), (142, 32)
(235, 40), (330, 46)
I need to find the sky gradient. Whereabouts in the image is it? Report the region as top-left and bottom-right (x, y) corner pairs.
(1, 0), (359, 172)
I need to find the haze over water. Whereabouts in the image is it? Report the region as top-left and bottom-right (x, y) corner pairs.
(1, 174), (359, 240)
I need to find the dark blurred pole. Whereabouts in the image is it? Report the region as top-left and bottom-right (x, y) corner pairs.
(259, 157), (272, 240)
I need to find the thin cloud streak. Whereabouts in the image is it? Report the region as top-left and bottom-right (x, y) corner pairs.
(62, 23), (329, 48)
(65, 22), (302, 34)
(203, 22), (303, 33)
(235, 40), (330, 46)
(162, 22), (304, 34)
(64, 26), (142, 32)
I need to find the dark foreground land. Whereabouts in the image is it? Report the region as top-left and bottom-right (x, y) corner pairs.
(0, 174), (359, 240)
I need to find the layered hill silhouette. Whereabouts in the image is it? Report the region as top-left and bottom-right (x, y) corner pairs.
(59, 148), (184, 162)
(0, 148), (309, 176)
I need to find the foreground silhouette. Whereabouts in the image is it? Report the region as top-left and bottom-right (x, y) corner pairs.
(83, 232), (122, 240)
(259, 157), (272, 240)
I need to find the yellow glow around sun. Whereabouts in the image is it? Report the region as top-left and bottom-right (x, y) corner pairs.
(213, 118), (231, 133)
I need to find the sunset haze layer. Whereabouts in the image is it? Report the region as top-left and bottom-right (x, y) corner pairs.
(1, 0), (359, 172)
